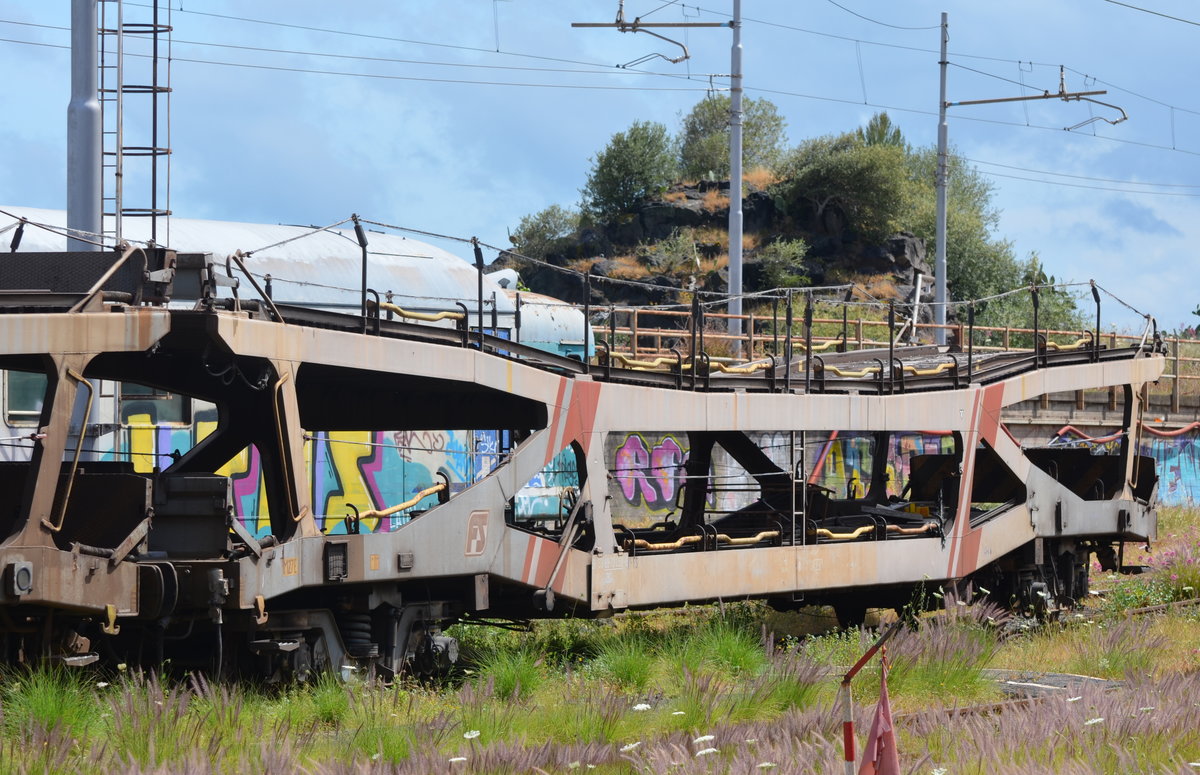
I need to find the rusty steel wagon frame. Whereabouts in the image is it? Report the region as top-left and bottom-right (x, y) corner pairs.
(0, 248), (1166, 676)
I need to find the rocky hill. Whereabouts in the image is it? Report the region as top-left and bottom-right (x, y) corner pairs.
(495, 179), (932, 315)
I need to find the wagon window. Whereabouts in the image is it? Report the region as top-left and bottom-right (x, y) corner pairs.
(4, 370), (46, 425)
(120, 381), (189, 425)
(508, 441), (584, 534)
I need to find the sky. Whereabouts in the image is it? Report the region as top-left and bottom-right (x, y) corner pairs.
(1, 0), (1198, 333)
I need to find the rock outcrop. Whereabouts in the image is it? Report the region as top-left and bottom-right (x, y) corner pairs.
(495, 181), (931, 312)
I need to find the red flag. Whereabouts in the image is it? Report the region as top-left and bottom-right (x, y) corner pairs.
(858, 656), (901, 775)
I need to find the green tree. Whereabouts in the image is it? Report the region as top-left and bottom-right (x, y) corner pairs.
(508, 204), (580, 261)
(678, 94), (788, 181)
(902, 146), (1017, 304)
(757, 238), (810, 290)
(856, 111), (906, 149)
(971, 254), (1085, 338)
(581, 120), (676, 220)
(771, 132), (910, 244)
(901, 149), (1083, 331)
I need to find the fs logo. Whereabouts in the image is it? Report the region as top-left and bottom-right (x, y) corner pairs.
(465, 511), (489, 557)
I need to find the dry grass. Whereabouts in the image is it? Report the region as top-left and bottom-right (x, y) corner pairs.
(697, 254), (727, 275)
(742, 166), (781, 190)
(693, 226), (727, 247)
(566, 256), (604, 273)
(604, 254), (652, 280)
(565, 255), (654, 282)
(701, 188), (730, 213)
(662, 190), (689, 204)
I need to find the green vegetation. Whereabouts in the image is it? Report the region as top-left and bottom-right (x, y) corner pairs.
(678, 93), (788, 181)
(581, 120), (677, 220)
(0, 512), (1195, 773)
(773, 131), (910, 245)
(757, 237), (810, 289)
(856, 111), (906, 148)
(520, 98), (1089, 334)
(508, 203), (581, 262)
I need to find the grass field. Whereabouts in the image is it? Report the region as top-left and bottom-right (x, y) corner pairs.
(0, 511), (1197, 774)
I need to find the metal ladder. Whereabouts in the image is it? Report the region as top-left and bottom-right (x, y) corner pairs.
(98, 0), (172, 247)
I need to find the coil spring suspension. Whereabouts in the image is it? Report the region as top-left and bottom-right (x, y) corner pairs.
(335, 612), (379, 659)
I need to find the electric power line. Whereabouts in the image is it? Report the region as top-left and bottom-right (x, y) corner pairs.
(4, 30), (1197, 165)
(9, 8), (1199, 120)
(5, 9), (1200, 184)
(0, 17), (713, 82)
(960, 156), (1200, 190)
(1102, 0), (1200, 27)
(974, 169), (1200, 197)
(823, 0), (940, 31)
(0, 35), (711, 93)
(747, 83), (1200, 159)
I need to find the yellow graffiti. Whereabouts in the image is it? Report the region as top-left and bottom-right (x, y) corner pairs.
(213, 442), (271, 530)
(325, 431), (379, 533)
(254, 472), (271, 534)
(127, 413), (155, 473)
(196, 420), (217, 444)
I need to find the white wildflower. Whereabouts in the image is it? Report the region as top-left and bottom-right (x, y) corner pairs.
(693, 735), (715, 744)
(1085, 717), (1104, 726)
(567, 762), (580, 770)
(672, 710), (686, 716)
(370, 753), (381, 761)
(931, 769), (948, 775)
(449, 757), (467, 764)
(695, 747), (719, 757)
(96, 682), (109, 689)
(744, 738), (758, 744)
(632, 703), (651, 711)
(463, 730), (481, 739)
(620, 741), (642, 752)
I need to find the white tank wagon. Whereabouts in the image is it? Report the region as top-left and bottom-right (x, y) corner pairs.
(0, 225), (1165, 677)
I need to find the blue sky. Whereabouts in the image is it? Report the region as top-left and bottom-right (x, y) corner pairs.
(2, 1), (1197, 332)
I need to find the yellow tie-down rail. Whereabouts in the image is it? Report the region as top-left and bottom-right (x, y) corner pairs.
(623, 530), (781, 551)
(811, 522), (939, 540)
(367, 299), (465, 323)
(605, 339), (841, 375)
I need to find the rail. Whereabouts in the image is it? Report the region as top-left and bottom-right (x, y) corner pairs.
(21, 233), (1184, 398)
(592, 297), (1195, 405)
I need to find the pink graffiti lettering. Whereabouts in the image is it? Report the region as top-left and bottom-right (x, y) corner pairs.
(614, 434), (687, 510)
(651, 436), (685, 506)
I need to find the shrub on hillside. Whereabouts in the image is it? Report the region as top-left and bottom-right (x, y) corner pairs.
(678, 94), (788, 181)
(582, 121), (676, 221)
